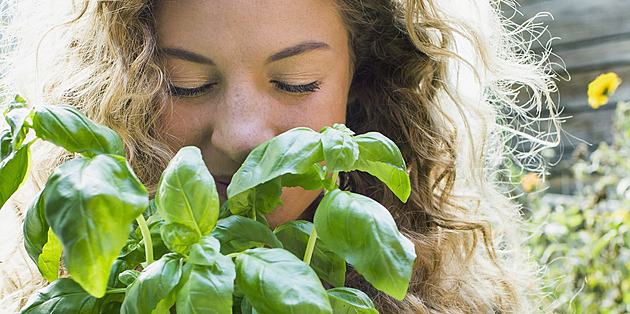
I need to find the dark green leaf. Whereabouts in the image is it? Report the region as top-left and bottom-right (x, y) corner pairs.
(160, 222), (200, 254)
(177, 236), (235, 314)
(31, 105), (124, 157)
(43, 154), (148, 297)
(327, 287), (379, 313)
(121, 254), (183, 314)
(320, 124), (359, 172)
(20, 278), (123, 314)
(235, 248), (332, 313)
(155, 146), (219, 236)
(228, 127), (323, 215)
(119, 270), (140, 287)
(0, 141), (31, 209)
(352, 132), (410, 202)
(274, 220), (346, 287)
(23, 191), (48, 265)
(1, 129), (12, 160)
(211, 215), (283, 255)
(314, 190), (416, 300)
(281, 163), (327, 191)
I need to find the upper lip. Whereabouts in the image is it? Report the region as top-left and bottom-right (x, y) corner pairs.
(214, 175), (233, 185)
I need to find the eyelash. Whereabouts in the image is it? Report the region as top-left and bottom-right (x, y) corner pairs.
(168, 81), (321, 98)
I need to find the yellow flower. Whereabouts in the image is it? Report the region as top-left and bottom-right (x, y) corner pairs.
(588, 72), (622, 109)
(520, 172), (540, 193)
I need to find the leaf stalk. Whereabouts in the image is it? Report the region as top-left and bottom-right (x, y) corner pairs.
(136, 214), (153, 265)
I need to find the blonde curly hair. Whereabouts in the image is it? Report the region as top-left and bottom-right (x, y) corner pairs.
(0, 0), (560, 312)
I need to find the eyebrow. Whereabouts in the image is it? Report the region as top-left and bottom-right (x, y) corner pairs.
(266, 41), (331, 63)
(161, 41), (331, 65)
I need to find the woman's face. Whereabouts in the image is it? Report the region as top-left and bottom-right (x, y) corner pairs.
(155, 0), (352, 228)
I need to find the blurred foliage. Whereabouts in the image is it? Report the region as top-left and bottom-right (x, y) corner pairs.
(520, 96), (630, 313)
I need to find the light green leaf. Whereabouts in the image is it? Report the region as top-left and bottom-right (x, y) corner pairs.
(235, 248), (332, 314)
(320, 124), (359, 172)
(1, 129), (12, 160)
(31, 105), (124, 157)
(43, 154), (148, 297)
(228, 127), (323, 215)
(37, 228), (62, 282)
(274, 220), (346, 287)
(160, 223), (201, 254)
(177, 236), (235, 314)
(211, 215), (283, 255)
(4, 107), (32, 149)
(314, 190), (416, 300)
(20, 278), (123, 313)
(352, 132), (410, 202)
(122, 254), (183, 314)
(0, 141), (31, 209)
(155, 146), (219, 236)
(327, 287), (379, 313)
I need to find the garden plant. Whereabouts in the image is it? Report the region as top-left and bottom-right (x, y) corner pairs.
(0, 96), (417, 313)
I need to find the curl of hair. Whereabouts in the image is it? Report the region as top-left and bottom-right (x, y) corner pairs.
(0, 0), (560, 312)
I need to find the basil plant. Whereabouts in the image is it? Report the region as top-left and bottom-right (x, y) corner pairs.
(1, 96), (416, 313)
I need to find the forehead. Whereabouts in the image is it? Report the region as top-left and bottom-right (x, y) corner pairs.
(154, 0), (348, 61)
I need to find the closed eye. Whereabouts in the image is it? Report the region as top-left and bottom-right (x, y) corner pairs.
(169, 83), (216, 98)
(272, 81), (321, 94)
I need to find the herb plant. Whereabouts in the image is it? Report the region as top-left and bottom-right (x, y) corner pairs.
(1, 97), (416, 313)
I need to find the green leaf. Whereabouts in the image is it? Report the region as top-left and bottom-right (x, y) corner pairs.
(1, 129), (12, 160)
(235, 248), (332, 313)
(274, 220), (346, 287)
(320, 124), (359, 172)
(0, 141), (31, 209)
(228, 127), (323, 215)
(314, 190), (416, 300)
(20, 278), (123, 313)
(211, 215), (283, 255)
(4, 107), (32, 149)
(155, 146), (219, 236)
(352, 132), (410, 202)
(122, 254), (183, 314)
(37, 228), (62, 282)
(160, 223), (201, 254)
(31, 105), (124, 157)
(327, 287), (379, 313)
(43, 154), (149, 297)
(119, 270), (140, 287)
(23, 191), (48, 265)
(177, 235), (235, 314)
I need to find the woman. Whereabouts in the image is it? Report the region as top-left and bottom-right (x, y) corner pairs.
(0, 0), (559, 312)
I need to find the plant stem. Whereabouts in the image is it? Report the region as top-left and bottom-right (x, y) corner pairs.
(303, 226), (318, 265)
(107, 288), (127, 294)
(136, 214), (153, 265)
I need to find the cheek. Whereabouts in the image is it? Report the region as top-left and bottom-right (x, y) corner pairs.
(159, 100), (212, 150)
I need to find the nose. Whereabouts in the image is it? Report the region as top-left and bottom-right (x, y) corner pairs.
(210, 84), (277, 163)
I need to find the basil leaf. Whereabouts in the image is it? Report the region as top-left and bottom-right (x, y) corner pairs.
(228, 127), (323, 215)
(314, 190), (416, 300)
(122, 254), (184, 314)
(20, 278), (123, 313)
(352, 132), (410, 202)
(211, 215), (283, 255)
(160, 222), (201, 254)
(235, 248), (332, 313)
(119, 270), (140, 287)
(43, 154), (149, 297)
(37, 228), (62, 282)
(320, 124), (359, 173)
(1, 129), (12, 160)
(4, 107), (32, 149)
(274, 220), (346, 287)
(31, 105), (124, 157)
(327, 287), (379, 313)
(177, 236), (235, 314)
(0, 141), (31, 209)
(23, 191), (48, 265)
(155, 146), (219, 237)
